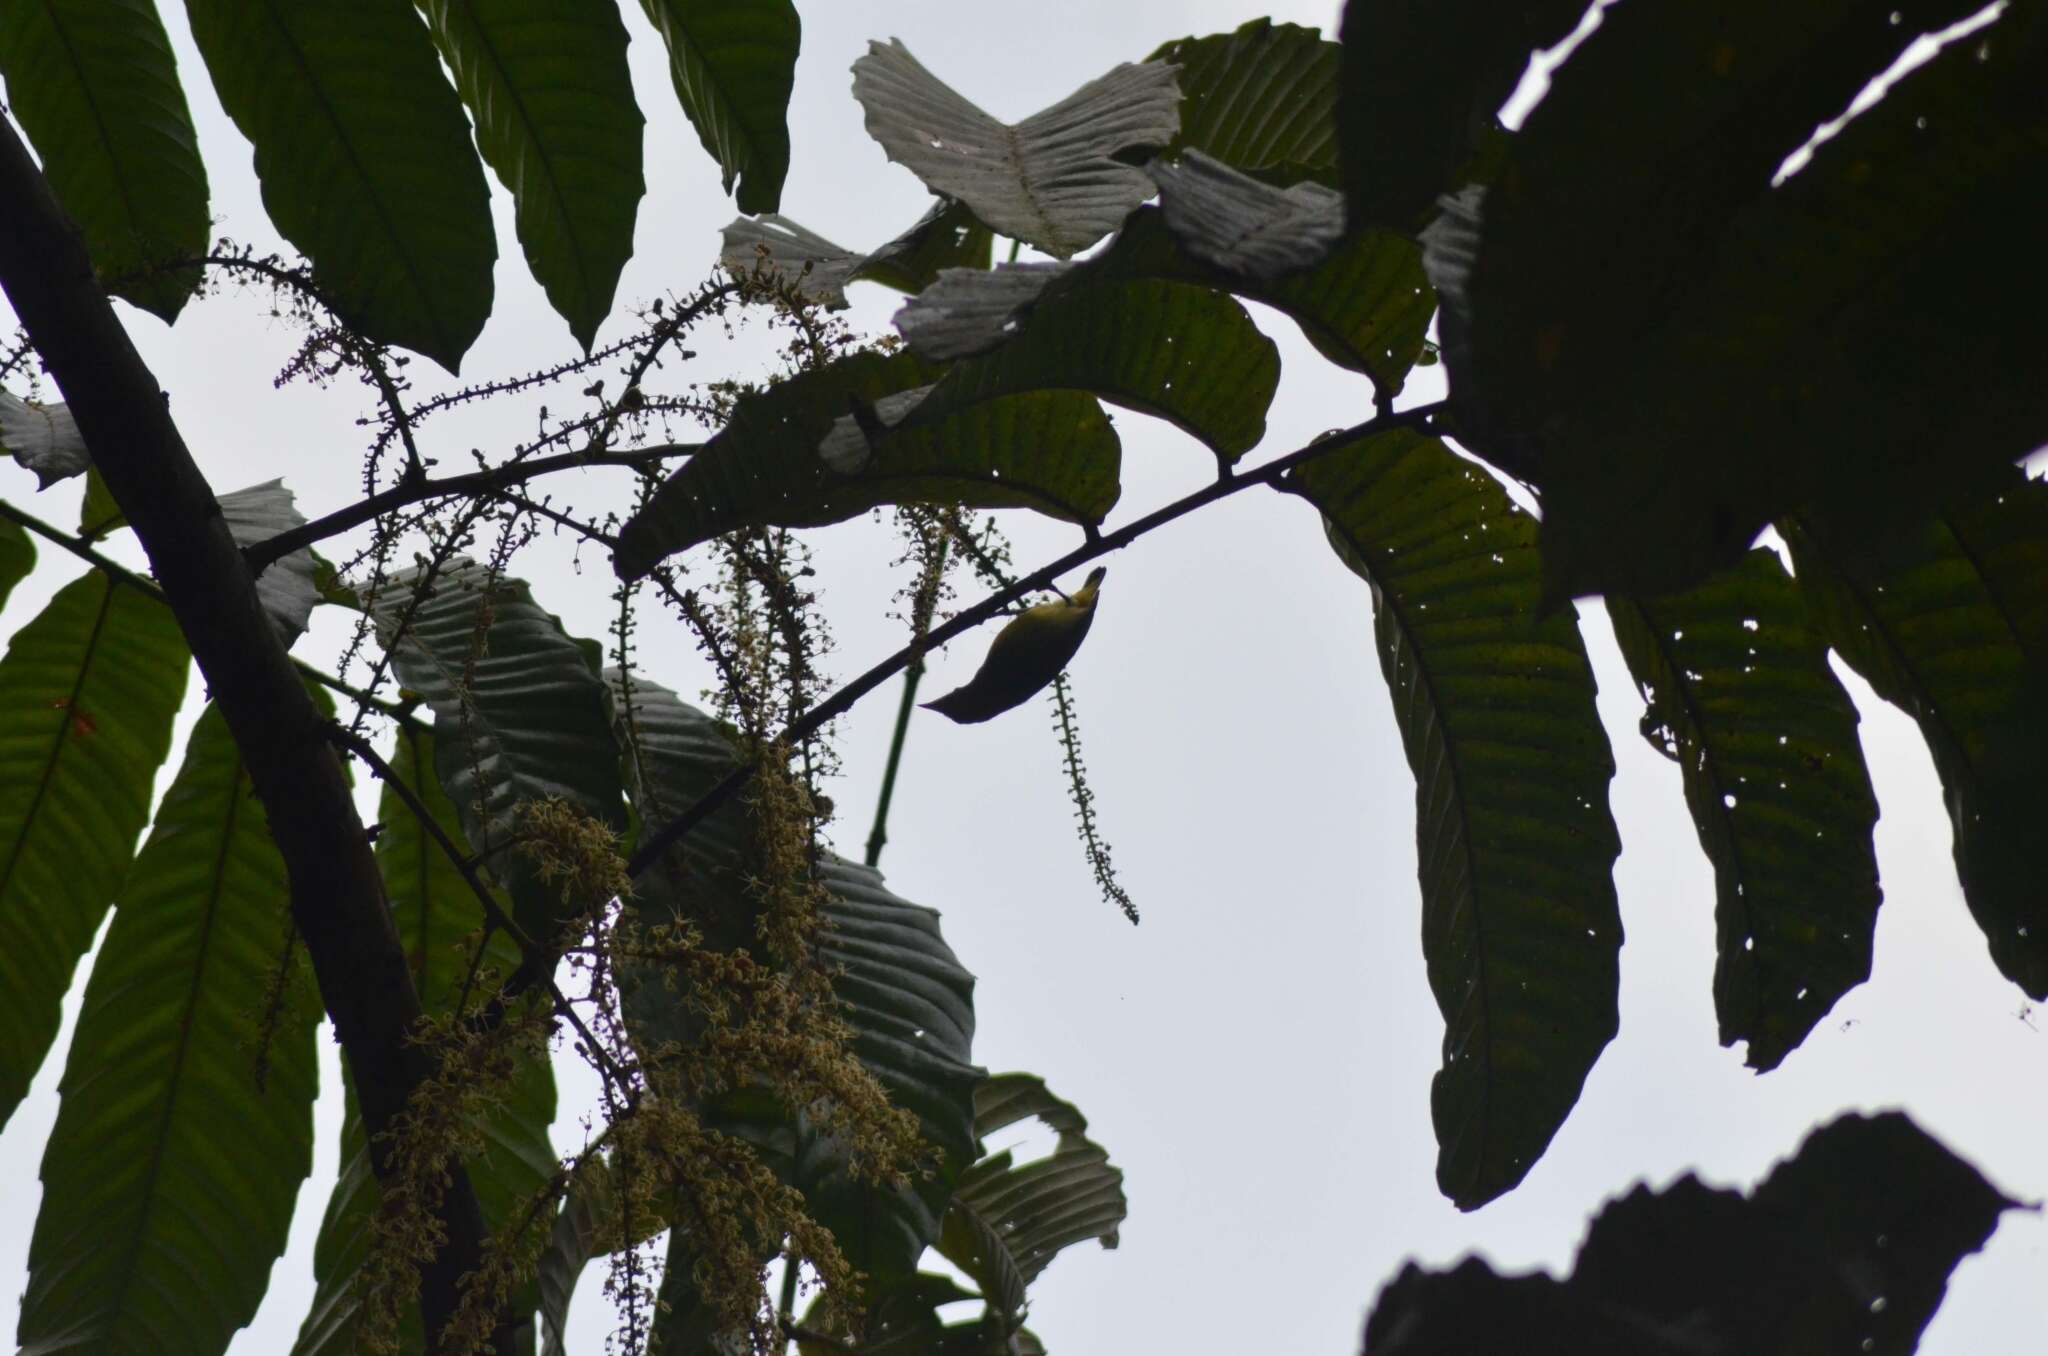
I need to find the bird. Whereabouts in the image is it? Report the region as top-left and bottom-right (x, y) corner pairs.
(923, 567), (1106, 724)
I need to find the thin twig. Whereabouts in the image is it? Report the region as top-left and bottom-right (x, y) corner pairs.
(626, 401), (1448, 878)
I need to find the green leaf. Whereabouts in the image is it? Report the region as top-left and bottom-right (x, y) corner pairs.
(293, 727), (557, 1356)
(852, 40), (1179, 259)
(78, 468), (124, 539)
(641, 0), (800, 214)
(1363, 1112), (2014, 1355)
(612, 349), (1120, 579)
(720, 198), (994, 310)
(1335, 0), (1584, 234)
(1606, 548), (1881, 1072)
(897, 204), (1431, 397)
(1289, 431), (1620, 1209)
(610, 675), (983, 1285)
(20, 696), (323, 1356)
(0, 389), (90, 487)
(1437, 0), (2041, 598)
(0, 570), (187, 1128)
(935, 1074), (1125, 1324)
(1782, 471), (2048, 998)
(0, 0), (210, 320)
(417, 0), (645, 349)
(182, 0), (497, 370)
(0, 515), (34, 607)
(1148, 19), (1341, 182)
(372, 560), (625, 947)
(908, 278), (1279, 466)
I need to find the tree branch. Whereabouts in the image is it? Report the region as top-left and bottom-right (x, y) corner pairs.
(0, 119), (511, 1355)
(626, 401), (1447, 878)
(245, 443), (695, 571)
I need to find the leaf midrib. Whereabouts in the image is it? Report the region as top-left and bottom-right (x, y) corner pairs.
(0, 578), (115, 903)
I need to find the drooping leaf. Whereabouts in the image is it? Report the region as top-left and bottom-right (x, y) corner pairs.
(612, 349), (1120, 579)
(1148, 19), (1341, 182)
(1442, 0), (2041, 598)
(1782, 471), (2048, 997)
(1149, 151), (1345, 280)
(1363, 1111), (2015, 1355)
(609, 675), (982, 1285)
(641, 0), (800, 214)
(0, 570), (187, 1129)
(293, 727), (557, 1356)
(896, 206), (1432, 396)
(20, 696), (323, 1356)
(372, 560), (626, 947)
(852, 40), (1179, 258)
(78, 468), (124, 539)
(1336, 0), (1584, 234)
(182, 0), (497, 369)
(220, 478), (320, 647)
(1606, 549), (1882, 1071)
(0, 515), (33, 607)
(0, 389), (90, 487)
(1289, 430), (1621, 1209)
(908, 278), (1279, 465)
(417, 0), (645, 348)
(0, 0), (209, 320)
(721, 199), (994, 310)
(934, 1074), (1125, 1324)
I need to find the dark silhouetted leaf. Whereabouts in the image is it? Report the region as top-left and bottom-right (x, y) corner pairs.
(0, 570), (187, 1129)
(1607, 549), (1881, 1071)
(643, 0), (800, 214)
(1336, 0), (1584, 234)
(613, 349), (1120, 578)
(852, 40), (1179, 258)
(182, 0), (496, 369)
(1783, 471), (2048, 997)
(372, 560), (625, 947)
(0, 0), (209, 319)
(0, 515), (32, 608)
(1148, 19), (1340, 182)
(1289, 430), (1620, 1208)
(419, 0), (645, 348)
(1363, 1111), (2016, 1355)
(21, 696), (324, 1356)
(1440, 0), (2041, 598)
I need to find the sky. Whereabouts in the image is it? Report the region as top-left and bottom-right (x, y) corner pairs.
(3, 1), (2047, 1353)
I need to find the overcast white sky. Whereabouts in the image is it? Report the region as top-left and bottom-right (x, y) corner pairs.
(3, 2), (2045, 1353)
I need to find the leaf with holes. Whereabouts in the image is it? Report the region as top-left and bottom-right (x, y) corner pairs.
(21, 696), (324, 1356)
(612, 349), (1120, 578)
(418, 0), (645, 348)
(1148, 19), (1341, 182)
(1607, 549), (1881, 1071)
(182, 0), (496, 369)
(1783, 469), (2048, 999)
(372, 560), (626, 947)
(853, 40), (1179, 258)
(1438, 0), (2043, 598)
(643, 0), (800, 213)
(1289, 429), (1620, 1209)
(0, 571), (187, 1129)
(0, 0), (209, 319)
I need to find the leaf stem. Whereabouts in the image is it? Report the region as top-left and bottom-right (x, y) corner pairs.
(626, 401), (1447, 878)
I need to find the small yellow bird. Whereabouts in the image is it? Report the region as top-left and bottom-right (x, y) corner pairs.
(923, 567), (1105, 724)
